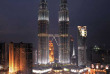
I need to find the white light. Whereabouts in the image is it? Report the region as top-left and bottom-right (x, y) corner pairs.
(79, 69), (84, 73)
(106, 65), (109, 69)
(101, 65), (104, 68)
(96, 65), (99, 69)
(71, 68), (88, 73)
(91, 64), (94, 68)
(0, 66), (3, 70)
(71, 69), (77, 73)
(64, 68), (69, 71)
(32, 68), (52, 74)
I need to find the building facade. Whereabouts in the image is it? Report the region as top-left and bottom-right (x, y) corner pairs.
(49, 41), (54, 63)
(37, 0), (49, 64)
(90, 45), (110, 64)
(77, 26), (87, 66)
(9, 42), (32, 74)
(59, 0), (70, 64)
(0, 43), (8, 70)
(70, 35), (74, 62)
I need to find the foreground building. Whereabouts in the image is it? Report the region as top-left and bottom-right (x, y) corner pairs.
(77, 26), (87, 66)
(59, 0), (70, 64)
(0, 43), (8, 70)
(90, 45), (110, 64)
(37, 0), (49, 64)
(9, 42), (32, 74)
(49, 41), (54, 63)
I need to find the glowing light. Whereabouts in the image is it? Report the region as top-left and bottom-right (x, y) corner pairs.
(64, 68), (69, 71)
(105, 65), (109, 69)
(91, 64), (94, 68)
(59, 11), (69, 22)
(101, 65), (104, 69)
(53, 70), (63, 73)
(9, 43), (15, 73)
(96, 65), (99, 69)
(32, 68), (52, 73)
(0, 65), (3, 70)
(71, 68), (88, 73)
(49, 41), (54, 63)
(78, 26), (87, 37)
(38, 10), (49, 21)
(71, 69), (77, 73)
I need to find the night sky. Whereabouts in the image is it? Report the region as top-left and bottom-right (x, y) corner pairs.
(0, 0), (110, 49)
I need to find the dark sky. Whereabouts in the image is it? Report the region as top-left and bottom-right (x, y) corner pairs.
(0, 0), (110, 49)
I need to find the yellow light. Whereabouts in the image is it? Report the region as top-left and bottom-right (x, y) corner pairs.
(49, 41), (54, 63)
(78, 26), (87, 37)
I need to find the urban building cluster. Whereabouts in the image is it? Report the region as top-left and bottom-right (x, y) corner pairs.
(0, 42), (32, 74)
(0, 0), (110, 74)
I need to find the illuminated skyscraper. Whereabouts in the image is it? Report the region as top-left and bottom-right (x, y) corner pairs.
(9, 42), (32, 74)
(59, 0), (70, 64)
(77, 26), (87, 66)
(38, 0), (49, 64)
(49, 41), (54, 63)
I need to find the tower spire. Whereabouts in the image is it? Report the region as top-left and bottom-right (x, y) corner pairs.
(38, 0), (49, 21)
(41, 0), (46, 2)
(61, 0), (67, 3)
(39, 0), (48, 9)
(59, 0), (69, 21)
(60, 0), (68, 10)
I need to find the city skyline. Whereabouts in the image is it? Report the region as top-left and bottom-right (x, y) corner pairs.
(0, 0), (110, 49)
(0, 0), (110, 74)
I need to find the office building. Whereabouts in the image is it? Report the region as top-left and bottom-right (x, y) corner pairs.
(77, 26), (87, 66)
(59, 0), (70, 64)
(37, 0), (49, 64)
(9, 42), (32, 74)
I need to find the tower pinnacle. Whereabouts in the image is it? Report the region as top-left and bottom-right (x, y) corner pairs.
(40, 0), (48, 9)
(38, 0), (49, 21)
(61, 0), (67, 3)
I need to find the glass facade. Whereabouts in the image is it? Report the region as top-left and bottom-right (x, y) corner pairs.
(59, 0), (70, 64)
(37, 0), (49, 64)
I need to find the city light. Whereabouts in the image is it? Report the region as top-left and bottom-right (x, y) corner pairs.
(71, 68), (88, 73)
(64, 68), (69, 71)
(0, 65), (3, 70)
(0, 0), (110, 74)
(49, 41), (54, 63)
(106, 65), (109, 69)
(78, 26), (87, 37)
(32, 68), (52, 73)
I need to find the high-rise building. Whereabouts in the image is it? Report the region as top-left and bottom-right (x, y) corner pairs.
(49, 40), (54, 63)
(70, 35), (74, 61)
(59, 0), (70, 64)
(90, 45), (110, 64)
(77, 26), (87, 66)
(69, 36), (76, 65)
(0, 43), (8, 70)
(9, 42), (32, 74)
(37, 0), (49, 64)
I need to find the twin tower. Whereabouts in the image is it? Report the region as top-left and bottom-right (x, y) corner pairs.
(37, 0), (70, 64)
